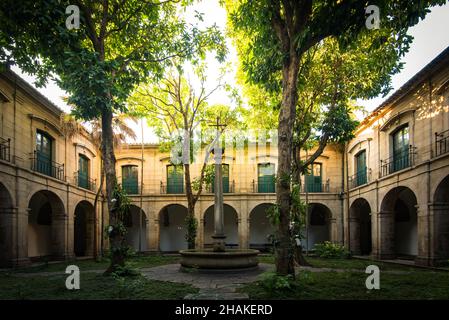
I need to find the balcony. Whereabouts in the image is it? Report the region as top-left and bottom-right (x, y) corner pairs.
(435, 129), (449, 157)
(74, 171), (97, 192)
(380, 145), (416, 177)
(206, 180), (235, 193)
(349, 168), (369, 189)
(31, 151), (65, 181)
(0, 137), (10, 162)
(252, 180), (276, 193)
(160, 181), (184, 194)
(122, 181), (139, 195)
(303, 178), (330, 193)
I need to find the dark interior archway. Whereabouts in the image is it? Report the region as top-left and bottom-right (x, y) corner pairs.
(0, 183), (13, 266)
(349, 198), (372, 255)
(159, 204), (188, 252)
(307, 203), (331, 250)
(381, 186), (418, 258)
(28, 190), (65, 259)
(433, 175), (449, 263)
(124, 205), (147, 252)
(74, 201), (95, 257)
(249, 203), (276, 251)
(203, 204), (239, 248)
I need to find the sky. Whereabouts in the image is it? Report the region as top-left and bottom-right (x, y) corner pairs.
(11, 1), (449, 143)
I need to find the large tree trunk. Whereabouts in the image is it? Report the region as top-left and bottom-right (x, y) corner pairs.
(184, 163), (197, 249)
(101, 108), (122, 273)
(276, 55), (300, 276)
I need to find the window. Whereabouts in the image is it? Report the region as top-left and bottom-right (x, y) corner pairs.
(167, 165), (184, 194)
(35, 130), (53, 176)
(211, 164), (230, 193)
(258, 163), (275, 193)
(122, 165), (138, 194)
(355, 150), (367, 186)
(78, 155), (90, 189)
(305, 163), (322, 192)
(392, 125), (410, 172)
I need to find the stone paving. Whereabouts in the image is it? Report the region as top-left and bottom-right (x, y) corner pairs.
(141, 263), (274, 300)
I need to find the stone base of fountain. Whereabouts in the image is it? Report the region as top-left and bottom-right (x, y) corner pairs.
(179, 249), (260, 273)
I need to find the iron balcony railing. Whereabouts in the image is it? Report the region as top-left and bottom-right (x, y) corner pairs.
(160, 181), (184, 194)
(252, 180), (276, 193)
(349, 168), (369, 189)
(74, 171), (96, 191)
(122, 181), (140, 195)
(31, 151), (65, 181)
(0, 137), (11, 162)
(206, 180), (235, 193)
(380, 145), (416, 177)
(435, 129), (449, 157)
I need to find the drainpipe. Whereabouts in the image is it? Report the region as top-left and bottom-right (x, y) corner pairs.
(345, 143), (350, 251)
(139, 119), (144, 253)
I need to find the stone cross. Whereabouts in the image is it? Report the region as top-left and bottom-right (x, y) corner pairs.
(209, 117), (227, 252)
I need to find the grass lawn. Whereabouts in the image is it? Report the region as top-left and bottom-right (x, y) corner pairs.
(243, 255), (449, 299)
(0, 255), (196, 300)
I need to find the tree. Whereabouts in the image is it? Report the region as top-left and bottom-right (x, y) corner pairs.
(129, 64), (237, 249)
(0, 0), (226, 272)
(225, 0), (445, 275)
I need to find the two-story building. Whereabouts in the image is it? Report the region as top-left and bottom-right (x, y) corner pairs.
(0, 45), (448, 268)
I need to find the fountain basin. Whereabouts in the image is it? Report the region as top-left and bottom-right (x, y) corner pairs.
(179, 249), (260, 272)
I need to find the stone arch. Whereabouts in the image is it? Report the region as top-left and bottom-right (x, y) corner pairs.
(124, 205), (148, 252)
(74, 200), (95, 257)
(432, 174), (449, 263)
(349, 198), (372, 255)
(381, 186), (418, 258)
(249, 203), (276, 251)
(306, 203), (332, 250)
(203, 203), (239, 248)
(158, 204), (188, 252)
(28, 190), (66, 260)
(0, 182), (14, 266)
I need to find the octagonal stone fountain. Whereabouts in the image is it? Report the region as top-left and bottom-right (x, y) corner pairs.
(180, 121), (259, 272)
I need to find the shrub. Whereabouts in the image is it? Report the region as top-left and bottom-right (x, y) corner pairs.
(313, 241), (351, 259)
(259, 272), (295, 293)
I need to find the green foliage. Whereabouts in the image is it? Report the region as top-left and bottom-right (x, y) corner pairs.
(259, 272), (296, 293)
(184, 214), (198, 249)
(313, 241), (351, 259)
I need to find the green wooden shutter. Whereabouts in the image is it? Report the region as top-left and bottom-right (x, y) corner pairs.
(258, 163), (275, 193)
(212, 164), (230, 193)
(78, 155), (89, 189)
(305, 163), (322, 192)
(122, 165), (138, 194)
(393, 126), (410, 172)
(356, 151), (367, 186)
(36, 131), (52, 176)
(167, 165), (184, 194)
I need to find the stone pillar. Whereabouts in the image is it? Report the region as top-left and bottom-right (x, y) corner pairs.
(349, 216), (361, 255)
(195, 205), (203, 249)
(13, 207), (30, 266)
(416, 203), (449, 266)
(239, 201), (249, 249)
(52, 211), (68, 260)
(147, 205), (158, 252)
(329, 217), (338, 244)
(374, 211), (395, 259)
(0, 208), (19, 267)
(153, 217), (160, 251)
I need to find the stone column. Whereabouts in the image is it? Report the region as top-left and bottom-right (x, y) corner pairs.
(212, 148), (226, 252)
(153, 217), (160, 251)
(239, 200), (249, 249)
(416, 203), (449, 266)
(195, 204), (203, 249)
(147, 205), (158, 252)
(348, 216), (361, 255)
(52, 211), (68, 260)
(374, 211), (395, 259)
(0, 208), (19, 267)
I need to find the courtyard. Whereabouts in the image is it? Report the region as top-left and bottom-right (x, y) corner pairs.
(1, 255), (448, 300)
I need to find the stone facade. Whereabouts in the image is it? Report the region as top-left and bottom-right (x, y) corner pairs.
(0, 46), (448, 268)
